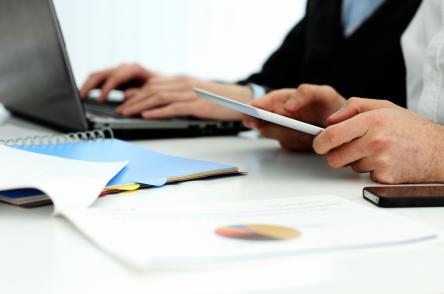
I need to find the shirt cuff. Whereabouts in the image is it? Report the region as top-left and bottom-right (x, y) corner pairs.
(249, 83), (267, 100)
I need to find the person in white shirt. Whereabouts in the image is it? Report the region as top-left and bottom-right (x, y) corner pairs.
(244, 0), (444, 184)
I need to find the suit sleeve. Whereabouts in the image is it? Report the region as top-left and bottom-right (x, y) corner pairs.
(238, 17), (307, 91)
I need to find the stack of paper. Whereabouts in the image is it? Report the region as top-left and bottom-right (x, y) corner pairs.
(63, 195), (439, 268)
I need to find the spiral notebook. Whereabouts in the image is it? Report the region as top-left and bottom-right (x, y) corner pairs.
(0, 129), (239, 207)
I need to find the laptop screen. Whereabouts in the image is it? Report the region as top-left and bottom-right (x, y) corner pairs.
(0, 0), (88, 131)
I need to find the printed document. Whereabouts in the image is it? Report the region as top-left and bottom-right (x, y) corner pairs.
(64, 195), (439, 267)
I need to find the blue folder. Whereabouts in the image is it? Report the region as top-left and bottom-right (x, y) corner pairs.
(12, 139), (238, 187)
(0, 188), (49, 207)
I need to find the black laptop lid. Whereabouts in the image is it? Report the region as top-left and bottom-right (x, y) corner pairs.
(0, 0), (88, 131)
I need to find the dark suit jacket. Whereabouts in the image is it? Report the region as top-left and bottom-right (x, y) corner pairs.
(240, 0), (422, 107)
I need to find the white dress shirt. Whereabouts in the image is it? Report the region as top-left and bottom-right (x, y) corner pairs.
(402, 0), (444, 123)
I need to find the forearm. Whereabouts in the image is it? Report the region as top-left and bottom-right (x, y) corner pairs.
(429, 124), (444, 183)
(195, 81), (254, 104)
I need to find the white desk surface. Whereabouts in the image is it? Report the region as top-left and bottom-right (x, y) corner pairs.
(1, 117), (444, 294)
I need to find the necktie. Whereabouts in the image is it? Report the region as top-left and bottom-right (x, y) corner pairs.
(342, 0), (385, 36)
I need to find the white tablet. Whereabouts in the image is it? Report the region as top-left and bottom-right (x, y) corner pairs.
(194, 88), (324, 136)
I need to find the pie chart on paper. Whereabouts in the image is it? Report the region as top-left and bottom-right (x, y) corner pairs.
(215, 224), (301, 241)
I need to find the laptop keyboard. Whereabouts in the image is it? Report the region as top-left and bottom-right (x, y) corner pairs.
(84, 102), (127, 119)
(84, 101), (216, 122)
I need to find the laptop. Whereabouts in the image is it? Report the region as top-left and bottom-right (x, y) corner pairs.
(0, 0), (242, 139)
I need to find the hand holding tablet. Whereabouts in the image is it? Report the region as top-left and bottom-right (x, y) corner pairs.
(194, 88), (324, 136)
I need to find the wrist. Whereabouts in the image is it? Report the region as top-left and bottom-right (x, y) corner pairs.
(203, 82), (254, 104)
(193, 79), (207, 89)
(237, 85), (254, 103)
(430, 123), (444, 182)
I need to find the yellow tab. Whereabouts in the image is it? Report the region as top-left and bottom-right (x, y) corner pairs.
(105, 183), (141, 191)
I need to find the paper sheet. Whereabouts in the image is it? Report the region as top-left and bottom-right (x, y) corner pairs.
(0, 145), (127, 214)
(64, 195), (439, 267)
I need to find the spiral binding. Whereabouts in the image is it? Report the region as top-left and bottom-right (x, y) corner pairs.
(0, 128), (114, 146)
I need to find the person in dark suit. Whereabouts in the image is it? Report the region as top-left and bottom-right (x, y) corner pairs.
(242, 0), (421, 107)
(80, 0), (421, 121)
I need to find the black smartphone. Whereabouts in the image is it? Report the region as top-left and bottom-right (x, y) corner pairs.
(363, 186), (444, 208)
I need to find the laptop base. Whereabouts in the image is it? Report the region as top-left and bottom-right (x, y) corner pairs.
(110, 123), (244, 140)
